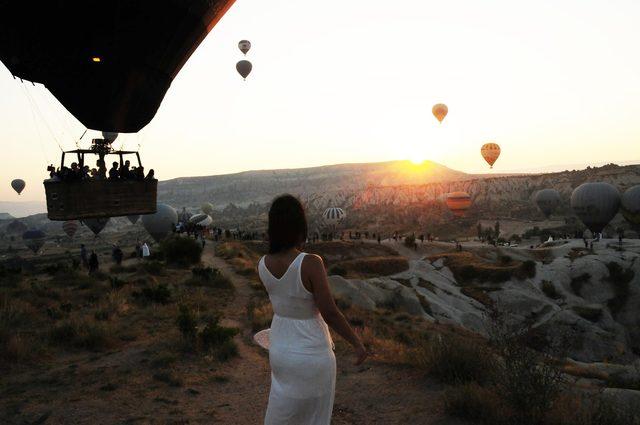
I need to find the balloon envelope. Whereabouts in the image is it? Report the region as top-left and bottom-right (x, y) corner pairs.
(127, 215), (140, 225)
(82, 218), (110, 235)
(0, 1), (236, 132)
(102, 131), (118, 142)
(534, 189), (562, 218)
(432, 104), (448, 123)
(238, 40), (251, 55)
(445, 192), (472, 217)
(570, 182), (621, 234)
(201, 203), (214, 215)
(481, 143), (501, 168)
(22, 229), (45, 254)
(621, 185), (640, 227)
(236, 60), (252, 79)
(142, 203), (178, 243)
(62, 220), (79, 238)
(11, 179), (25, 195)
(189, 214), (213, 227)
(322, 207), (346, 226)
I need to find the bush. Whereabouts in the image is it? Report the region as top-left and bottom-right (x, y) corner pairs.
(159, 236), (203, 267)
(142, 260), (165, 276)
(133, 283), (172, 305)
(186, 267), (233, 289)
(176, 306), (239, 361)
(410, 333), (495, 385)
(541, 281), (562, 299)
(176, 304), (197, 341)
(247, 300), (273, 332)
(404, 234), (416, 248)
(50, 318), (112, 350)
(572, 305), (602, 323)
(516, 260), (537, 279)
(329, 265), (347, 277)
(606, 262), (634, 316)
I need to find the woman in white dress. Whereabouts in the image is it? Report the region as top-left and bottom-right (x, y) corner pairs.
(258, 195), (367, 425)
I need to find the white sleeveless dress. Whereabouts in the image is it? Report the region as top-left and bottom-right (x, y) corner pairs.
(258, 253), (336, 425)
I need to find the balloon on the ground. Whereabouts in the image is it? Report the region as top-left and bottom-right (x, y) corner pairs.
(0, 1), (237, 132)
(22, 229), (45, 254)
(481, 143), (501, 168)
(534, 189), (562, 219)
(445, 192), (472, 217)
(127, 215), (140, 225)
(236, 60), (252, 80)
(432, 104), (448, 123)
(82, 218), (110, 236)
(142, 203), (178, 243)
(189, 214), (213, 227)
(62, 220), (79, 238)
(322, 207), (346, 226)
(621, 185), (640, 228)
(179, 208), (192, 223)
(570, 182), (621, 234)
(201, 203), (214, 215)
(11, 179), (25, 195)
(238, 40), (251, 55)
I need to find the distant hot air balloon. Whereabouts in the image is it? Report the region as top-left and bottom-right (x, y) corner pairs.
(432, 104), (448, 123)
(481, 143), (501, 168)
(189, 214), (213, 227)
(11, 179), (25, 195)
(445, 192), (472, 217)
(621, 185), (640, 229)
(571, 182), (621, 234)
(82, 218), (110, 236)
(534, 189), (562, 219)
(322, 207), (346, 227)
(236, 60), (252, 80)
(142, 203), (178, 243)
(127, 215), (140, 225)
(238, 40), (251, 55)
(201, 203), (214, 215)
(62, 220), (79, 238)
(22, 229), (45, 254)
(0, 1), (237, 133)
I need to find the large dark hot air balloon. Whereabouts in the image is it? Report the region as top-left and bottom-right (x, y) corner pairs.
(621, 185), (640, 229)
(236, 60), (253, 80)
(22, 230), (46, 254)
(0, 1), (237, 132)
(127, 215), (141, 225)
(11, 179), (25, 195)
(534, 189), (561, 219)
(142, 204), (178, 243)
(570, 182), (621, 234)
(445, 192), (472, 217)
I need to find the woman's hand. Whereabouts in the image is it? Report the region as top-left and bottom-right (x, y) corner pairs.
(353, 343), (368, 366)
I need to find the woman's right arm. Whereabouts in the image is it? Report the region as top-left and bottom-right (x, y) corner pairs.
(303, 255), (368, 365)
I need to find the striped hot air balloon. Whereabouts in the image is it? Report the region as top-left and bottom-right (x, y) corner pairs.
(62, 220), (79, 238)
(189, 214), (213, 227)
(445, 192), (472, 217)
(481, 143), (501, 168)
(322, 207), (346, 227)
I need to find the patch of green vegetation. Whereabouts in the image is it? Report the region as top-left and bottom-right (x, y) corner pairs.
(541, 280), (563, 300)
(142, 260), (165, 276)
(158, 236), (203, 267)
(571, 305), (603, 323)
(49, 318), (112, 351)
(570, 273), (591, 296)
(176, 305), (239, 361)
(185, 267), (233, 289)
(133, 283), (172, 305)
(153, 371), (183, 387)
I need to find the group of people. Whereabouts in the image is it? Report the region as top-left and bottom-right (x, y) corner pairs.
(47, 159), (155, 182)
(79, 241), (150, 275)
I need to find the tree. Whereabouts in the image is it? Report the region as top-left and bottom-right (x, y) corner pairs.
(494, 220), (501, 238)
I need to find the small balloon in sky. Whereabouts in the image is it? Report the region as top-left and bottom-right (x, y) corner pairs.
(238, 40), (251, 55)
(236, 60), (252, 80)
(432, 104), (448, 123)
(481, 142), (501, 169)
(11, 179), (26, 195)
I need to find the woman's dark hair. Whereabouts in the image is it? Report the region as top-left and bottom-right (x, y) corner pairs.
(268, 194), (307, 254)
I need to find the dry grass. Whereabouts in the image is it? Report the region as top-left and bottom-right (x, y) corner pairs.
(247, 299), (273, 332)
(429, 251), (536, 285)
(327, 256), (409, 279)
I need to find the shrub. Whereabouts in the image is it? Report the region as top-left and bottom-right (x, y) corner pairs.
(541, 281), (562, 299)
(572, 305), (602, 323)
(142, 260), (165, 276)
(176, 306), (239, 361)
(443, 383), (503, 423)
(159, 236), (203, 267)
(50, 318), (112, 350)
(410, 333), (495, 385)
(329, 265), (348, 277)
(247, 300), (273, 332)
(404, 234), (416, 248)
(133, 283), (172, 305)
(176, 304), (198, 341)
(186, 267), (233, 289)
(606, 262), (634, 316)
(516, 260), (537, 279)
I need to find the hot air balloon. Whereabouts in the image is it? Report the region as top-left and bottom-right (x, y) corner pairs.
(534, 189), (562, 219)
(432, 104), (448, 123)
(621, 185), (640, 229)
(179, 208), (193, 224)
(82, 218), (110, 236)
(236, 60), (252, 80)
(22, 229), (45, 254)
(142, 203), (178, 243)
(201, 203), (214, 215)
(481, 143), (501, 168)
(571, 182), (621, 234)
(445, 192), (472, 217)
(0, 1), (237, 133)
(127, 215), (140, 225)
(238, 40), (251, 55)
(11, 179), (25, 195)
(189, 214), (213, 227)
(102, 132), (118, 142)
(322, 207), (346, 227)
(62, 220), (79, 238)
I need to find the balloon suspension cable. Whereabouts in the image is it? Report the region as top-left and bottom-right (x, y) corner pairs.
(20, 84), (51, 164)
(21, 82), (63, 151)
(76, 128), (88, 148)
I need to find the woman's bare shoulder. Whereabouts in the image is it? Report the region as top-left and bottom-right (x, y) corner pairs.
(301, 253), (324, 272)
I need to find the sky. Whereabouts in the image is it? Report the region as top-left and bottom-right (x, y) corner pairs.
(2, 0), (640, 202)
